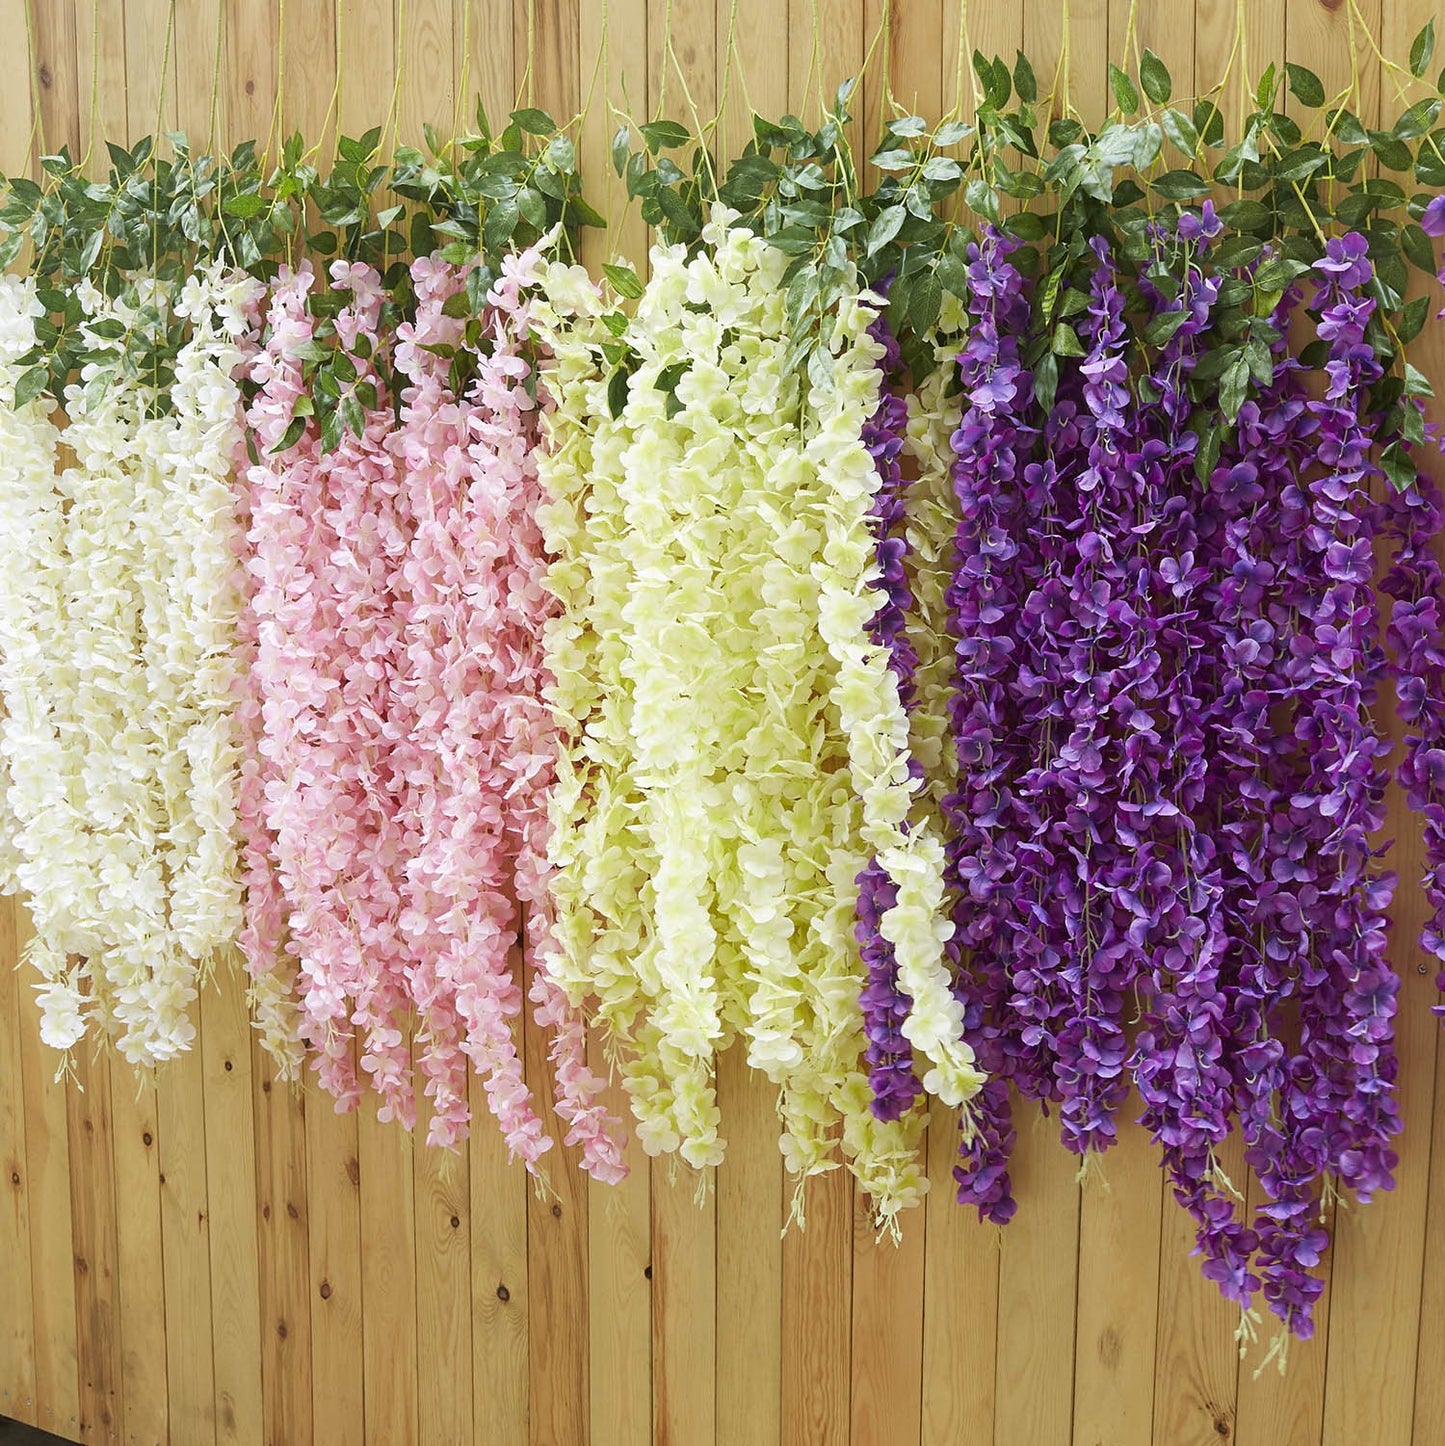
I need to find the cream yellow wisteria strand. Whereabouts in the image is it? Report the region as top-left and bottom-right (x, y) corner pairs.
(529, 212), (981, 1222)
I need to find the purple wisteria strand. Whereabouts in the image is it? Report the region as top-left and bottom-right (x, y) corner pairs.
(943, 227), (1038, 1224)
(858, 313), (924, 1122)
(1126, 209), (1258, 1309)
(1384, 475), (1445, 1013)
(1387, 196), (1445, 1017)
(1246, 235), (1399, 1340)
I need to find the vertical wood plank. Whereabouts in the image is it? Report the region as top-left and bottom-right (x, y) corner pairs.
(780, 1169), (852, 1446)
(200, 977), (264, 1446)
(158, 1040), (217, 1445)
(0, 898), (37, 1428)
(717, 0), (788, 162)
(252, 1054), (312, 1446)
(455, 0), (516, 138)
(1317, 9), (1429, 1446)
(399, 0), (456, 145)
(0, 0), (35, 179)
(922, 1113), (999, 1446)
(122, 0), (177, 144)
(339, 0), (395, 140)
(357, 1092), (417, 1446)
(523, 993), (590, 1446)
(715, 1053), (780, 1446)
(786, 0), (864, 148)
(304, 1068), (362, 1446)
(282, 0), (338, 149)
(67, 1046), (121, 1445)
(651, 1165), (716, 1446)
(31, 0), (81, 158)
(414, 1108), (473, 1446)
(850, 1189), (925, 1444)
(17, 919), (81, 1440)
(174, 0), (224, 145)
(222, 0), (278, 149)
(75, 0), (127, 166)
(578, 0), (648, 274)
(1070, 1115), (1163, 1446)
(1414, 978), (1445, 1444)
(470, 1062), (529, 1446)
(993, 1112), (1080, 1446)
(1151, 1137), (1246, 1446)
(588, 1041), (651, 1446)
(1233, 1172), (1332, 1446)
(108, 1066), (168, 1446)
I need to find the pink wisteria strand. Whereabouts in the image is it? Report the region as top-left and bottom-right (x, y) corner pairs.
(237, 252), (625, 1181)
(389, 252), (625, 1174)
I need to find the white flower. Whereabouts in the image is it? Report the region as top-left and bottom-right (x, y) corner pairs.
(0, 269), (253, 1067)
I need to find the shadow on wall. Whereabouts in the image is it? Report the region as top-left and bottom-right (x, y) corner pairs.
(0, 1420), (70, 1444)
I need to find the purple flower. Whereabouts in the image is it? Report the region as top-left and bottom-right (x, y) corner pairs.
(1420, 194), (1445, 237)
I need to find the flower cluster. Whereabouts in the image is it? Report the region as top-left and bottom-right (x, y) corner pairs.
(237, 252), (626, 1179)
(529, 212), (978, 1222)
(0, 268), (255, 1064)
(936, 217), (1408, 1341)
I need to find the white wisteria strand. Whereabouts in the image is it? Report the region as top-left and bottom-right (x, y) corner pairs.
(0, 267), (256, 1066)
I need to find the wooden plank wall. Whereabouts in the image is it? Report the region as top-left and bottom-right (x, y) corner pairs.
(0, 0), (1443, 1442)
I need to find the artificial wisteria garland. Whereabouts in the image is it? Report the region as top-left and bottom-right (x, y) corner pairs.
(529, 214), (978, 1221)
(237, 249), (626, 1179)
(3, 31), (1445, 1348)
(0, 266), (253, 1065)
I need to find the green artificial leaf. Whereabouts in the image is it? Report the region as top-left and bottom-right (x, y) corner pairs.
(910, 272), (942, 334)
(612, 125), (632, 175)
(1285, 63), (1325, 108)
(270, 414), (307, 455)
(1160, 107), (1199, 156)
(13, 364), (48, 411)
(223, 192), (266, 218)
(1402, 222), (1437, 274)
(1144, 308), (1189, 347)
(1193, 417), (1223, 484)
(1014, 50), (1038, 103)
(1405, 361), (1435, 398)
(1109, 63), (1140, 116)
(1256, 62), (1279, 110)
(1194, 100), (1225, 147)
(1220, 352), (1250, 421)
(640, 119), (692, 152)
(1400, 293), (1431, 343)
(934, 119), (972, 147)
(866, 205), (905, 256)
(511, 107), (556, 135)
(1034, 351), (1059, 412)
(1369, 129), (1413, 172)
(964, 177), (999, 221)
(1381, 439), (1418, 491)
(1051, 321), (1086, 357)
(654, 360), (690, 418)
(1412, 18), (1436, 79)
(602, 262), (644, 299)
(922, 156), (963, 183)
(1395, 98), (1442, 140)
(1140, 49), (1172, 105)
(870, 148), (915, 172)
(1153, 168), (1212, 200)
(607, 366), (631, 419)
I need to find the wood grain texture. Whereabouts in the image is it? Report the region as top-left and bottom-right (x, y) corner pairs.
(780, 1168), (851, 1446)
(0, 899), (36, 1429)
(109, 1066), (168, 1446)
(470, 1060), (529, 1446)
(2, 5), (1445, 1445)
